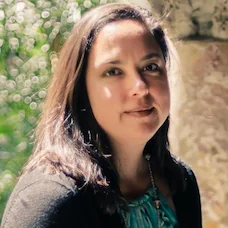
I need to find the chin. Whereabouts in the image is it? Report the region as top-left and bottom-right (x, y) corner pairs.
(129, 128), (158, 142)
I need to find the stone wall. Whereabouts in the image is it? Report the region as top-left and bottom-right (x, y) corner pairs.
(150, 0), (228, 40)
(170, 41), (228, 228)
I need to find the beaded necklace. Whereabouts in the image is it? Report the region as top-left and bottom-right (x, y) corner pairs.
(122, 154), (161, 228)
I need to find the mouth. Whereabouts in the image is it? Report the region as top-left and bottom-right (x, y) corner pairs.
(125, 107), (154, 117)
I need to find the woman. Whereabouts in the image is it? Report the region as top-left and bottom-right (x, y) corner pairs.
(2, 3), (202, 228)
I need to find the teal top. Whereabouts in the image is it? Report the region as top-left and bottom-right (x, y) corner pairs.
(119, 188), (178, 228)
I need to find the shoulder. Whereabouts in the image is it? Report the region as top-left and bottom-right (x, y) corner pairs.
(2, 167), (87, 228)
(173, 157), (202, 228)
(177, 158), (199, 191)
(171, 154), (199, 190)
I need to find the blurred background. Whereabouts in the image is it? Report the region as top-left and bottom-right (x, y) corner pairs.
(0, 0), (227, 227)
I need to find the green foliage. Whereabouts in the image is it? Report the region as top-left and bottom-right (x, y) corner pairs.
(0, 0), (115, 221)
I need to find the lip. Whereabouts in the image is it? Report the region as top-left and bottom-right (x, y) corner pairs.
(124, 107), (154, 117)
(125, 106), (153, 113)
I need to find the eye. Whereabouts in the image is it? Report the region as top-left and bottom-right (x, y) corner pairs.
(142, 63), (160, 72)
(104, 68), (122, 76)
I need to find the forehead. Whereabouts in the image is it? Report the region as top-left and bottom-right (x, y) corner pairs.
(93, 19), (152, 46)
(99, 19), (148, 36)
(88, 19), (161, 64)
(91, 19), (160, 57)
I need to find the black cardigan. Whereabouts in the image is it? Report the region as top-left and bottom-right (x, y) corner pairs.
(1, 164), (202, 228)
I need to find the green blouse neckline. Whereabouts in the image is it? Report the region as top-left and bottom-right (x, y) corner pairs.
(119, 187), (178, 227)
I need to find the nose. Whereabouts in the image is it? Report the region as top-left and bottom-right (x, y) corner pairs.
(128, 72), (149, 97)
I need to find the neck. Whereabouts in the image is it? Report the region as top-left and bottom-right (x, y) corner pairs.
(110, 140), (150, 199)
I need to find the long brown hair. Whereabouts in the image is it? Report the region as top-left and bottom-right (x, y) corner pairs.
(22, 2), (183, 211)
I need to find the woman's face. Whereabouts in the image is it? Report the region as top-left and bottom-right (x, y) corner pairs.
(86, 19), (170, 145)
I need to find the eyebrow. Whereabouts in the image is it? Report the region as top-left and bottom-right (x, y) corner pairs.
(98, 52), (162, 67)
(140, 52), (161, 61)
(102, 60), (121, 65)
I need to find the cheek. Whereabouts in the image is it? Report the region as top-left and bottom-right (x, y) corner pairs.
(91, 86), (114, 102)
(87, 84), (121, 113)
(152, 81), (170, 108)
(104, 87), (112, 99)
(162, 83), (170, 111)
(160, 81), (170, 99)
(86, 84), (123, 134)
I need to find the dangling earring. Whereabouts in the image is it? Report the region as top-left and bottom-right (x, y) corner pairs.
(95, 133), (103, 154)
(87, 130), (92, 141)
